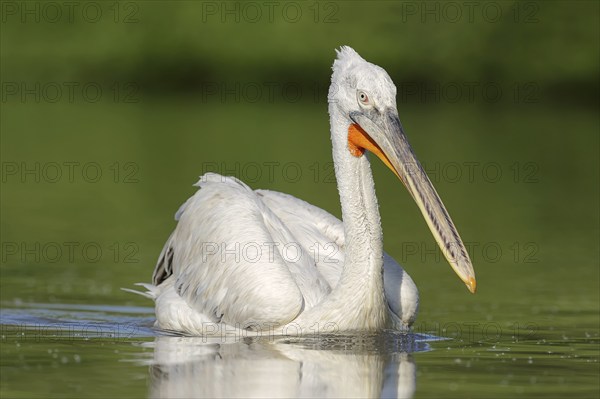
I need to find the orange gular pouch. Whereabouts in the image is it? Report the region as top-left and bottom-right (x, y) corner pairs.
(347, 123), (399, 179)
(347, 124), (370, 157)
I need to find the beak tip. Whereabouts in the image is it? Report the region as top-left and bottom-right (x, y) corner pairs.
(466, 277), (477, 294)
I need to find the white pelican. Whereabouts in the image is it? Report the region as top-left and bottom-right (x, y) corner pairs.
(132, 46), (476, 335)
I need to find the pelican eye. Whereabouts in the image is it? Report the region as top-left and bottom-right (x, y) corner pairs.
(357, 90), (372, 106)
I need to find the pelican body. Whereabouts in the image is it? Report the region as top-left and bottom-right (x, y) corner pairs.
(135, 47), (476, 336)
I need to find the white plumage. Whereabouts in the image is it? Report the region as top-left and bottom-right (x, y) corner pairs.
(132, 47), (476, 336)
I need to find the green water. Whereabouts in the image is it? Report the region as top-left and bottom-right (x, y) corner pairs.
(1, 0), (599, 397)
(1, 100), (598, 398)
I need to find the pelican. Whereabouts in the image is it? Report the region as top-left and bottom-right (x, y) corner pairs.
(132, 47), (476, 336)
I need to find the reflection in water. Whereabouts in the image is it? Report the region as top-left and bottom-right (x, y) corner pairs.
(145, 333), (431, 398)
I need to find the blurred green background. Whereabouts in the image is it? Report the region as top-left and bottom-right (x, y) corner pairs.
(1, 1), (599, 397)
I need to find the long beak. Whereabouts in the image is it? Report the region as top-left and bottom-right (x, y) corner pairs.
(349, 108), (476, 293)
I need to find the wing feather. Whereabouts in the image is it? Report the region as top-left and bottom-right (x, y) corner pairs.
(151, 173), (418, 329)
(153, 173), (329, 328)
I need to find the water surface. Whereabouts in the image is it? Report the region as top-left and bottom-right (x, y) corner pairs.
(2, 102), (599, 399)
